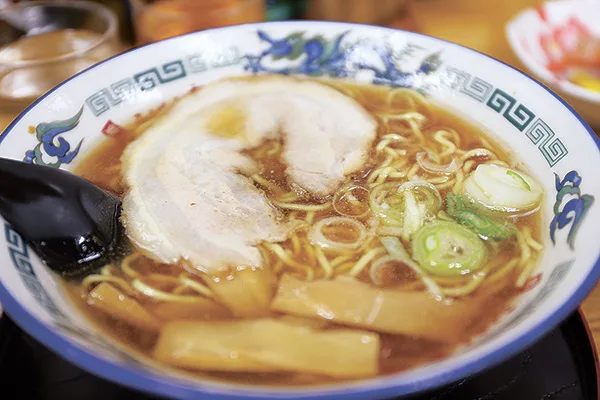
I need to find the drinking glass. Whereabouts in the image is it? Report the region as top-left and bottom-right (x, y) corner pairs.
(0, 0), (123, 111)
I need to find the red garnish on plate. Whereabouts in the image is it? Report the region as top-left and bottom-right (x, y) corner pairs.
(539, 16), (600, 74)
(102, 120), (126, 137)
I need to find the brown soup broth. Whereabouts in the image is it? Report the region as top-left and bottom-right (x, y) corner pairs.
(67, 77), (542, 386)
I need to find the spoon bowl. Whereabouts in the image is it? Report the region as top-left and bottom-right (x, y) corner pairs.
(0, 158), (122, 277)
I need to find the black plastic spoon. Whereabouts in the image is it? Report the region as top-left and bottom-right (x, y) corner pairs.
(0, 158), (123, 278)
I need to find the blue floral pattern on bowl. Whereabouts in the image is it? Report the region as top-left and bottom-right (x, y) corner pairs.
(243, 30), (442, 88)
(551, 171), (594, 250)
(23, 107), (84, 168)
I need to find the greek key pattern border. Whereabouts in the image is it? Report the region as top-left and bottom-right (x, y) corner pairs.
(85, 47), (241, 117)
(443, 67), (568, 167)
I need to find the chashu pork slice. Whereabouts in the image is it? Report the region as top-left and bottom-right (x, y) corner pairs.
(121, 76), (377, 273)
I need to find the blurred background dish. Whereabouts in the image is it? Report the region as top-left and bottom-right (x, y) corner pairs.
(506, 0), (600, 127)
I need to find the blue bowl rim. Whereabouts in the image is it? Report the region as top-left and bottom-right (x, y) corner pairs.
(0, 20), (599, 400)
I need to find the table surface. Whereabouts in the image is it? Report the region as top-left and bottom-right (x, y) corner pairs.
(1, 0), (600, 358)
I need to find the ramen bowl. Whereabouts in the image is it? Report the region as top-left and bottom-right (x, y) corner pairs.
(0, 21), (599, 399)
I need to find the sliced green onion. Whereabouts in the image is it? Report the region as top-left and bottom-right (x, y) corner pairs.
(416, 151), (461, 175)
(369, 181), (442, 240)
(376, 236), (444, 299)
(380, 236), (410, 259)
(333, 185), (370, 217)
(412, 220), (487, 276)
(446, 190), (462, 216)
(462, 164), (543, 214)
(453, 209), (516, 240)
(403, 190), (421, 238)
(446, 193), (517, 241)
(369, 182), (404, 223)
(506, 170), (531, 191)
(308, 216), (368, 250)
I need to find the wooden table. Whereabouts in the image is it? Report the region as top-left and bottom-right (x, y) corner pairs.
(1, 0), (599, 354)
(0, 114), (12, 131)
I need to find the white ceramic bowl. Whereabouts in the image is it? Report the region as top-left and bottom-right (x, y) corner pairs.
(506, 0), (600, 127)
(0, 21), (600, 399)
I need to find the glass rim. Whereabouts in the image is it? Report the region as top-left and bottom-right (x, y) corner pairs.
(0, 0), (118, 69)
